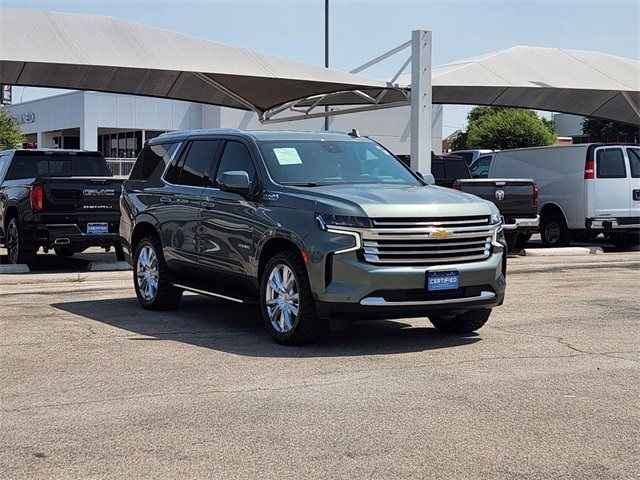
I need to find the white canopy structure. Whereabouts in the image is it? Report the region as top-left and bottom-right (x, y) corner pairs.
(0, 8), (407, 119)
(289, 45), (640, 126)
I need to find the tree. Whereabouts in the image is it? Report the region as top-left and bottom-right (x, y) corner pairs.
(0, 107), (23, 150)
(453, 107), (556, 150)
(582, 117), (639, 143)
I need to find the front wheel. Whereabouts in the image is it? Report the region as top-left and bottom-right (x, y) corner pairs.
(429, 309), (492, 334)
(260, 251), (326, 345)
(5, 218), (37, 267)
(133, 235), (183, 310)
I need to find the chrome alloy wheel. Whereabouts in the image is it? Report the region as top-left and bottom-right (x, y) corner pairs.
(136, 245), (159, 301)
(6, 221), (19, 264)
(265, 264), (299, 333)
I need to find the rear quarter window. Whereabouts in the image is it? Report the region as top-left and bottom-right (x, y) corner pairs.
(129, 143), (179, 183)
(627, 147), (640, 178)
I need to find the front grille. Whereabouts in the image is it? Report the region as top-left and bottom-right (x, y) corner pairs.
(361, 216), (496, 266)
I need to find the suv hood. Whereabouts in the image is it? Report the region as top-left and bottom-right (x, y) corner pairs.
(303, 184), (496, 218)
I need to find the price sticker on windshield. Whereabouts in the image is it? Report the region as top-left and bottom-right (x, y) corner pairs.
(273, 147), (303, 165)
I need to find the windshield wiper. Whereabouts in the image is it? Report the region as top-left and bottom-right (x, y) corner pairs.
(282, 182), (324, 187)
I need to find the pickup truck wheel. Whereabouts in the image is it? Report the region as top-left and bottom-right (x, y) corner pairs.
(540, 213), (571, 248)
(504, 233), (518, 251)
(133, 236), (182, 310)
(53, 246), (75, 257)
(514, 233), (532, 248)
(429, 309), (492, 334)
(114, 244), (126, 261)
(260, 252), (326, 345)
(5, 218), (36, 267)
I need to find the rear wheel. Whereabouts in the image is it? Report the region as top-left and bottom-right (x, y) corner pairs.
(429, 309), (492, 334)
(260, 251), (326, 345)
(540, 213), (571, 248)
(133, 235), (182, 310)
(5, 218), (37, 267)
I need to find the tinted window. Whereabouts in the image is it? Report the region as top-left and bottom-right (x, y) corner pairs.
(470, 156), (492, 178)
(129, 143), (179, 182)
(258, 140), (419, 186)
(216, 141), (256, 183)
(0, 155), (9, 182)
(444, 158), (471, 180)
(452, 151), (475, 165)
(176, 140), (219, 187)
(627, 147), (640, 178)
(596, 148), (626, 178)
(6, 153), (110, 180)
(431, 160), (445, 180)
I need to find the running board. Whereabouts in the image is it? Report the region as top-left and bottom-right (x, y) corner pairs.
(172, 284), (245, 304)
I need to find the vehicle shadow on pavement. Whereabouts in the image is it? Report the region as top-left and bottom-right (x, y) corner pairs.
(52, 295), (480, 357)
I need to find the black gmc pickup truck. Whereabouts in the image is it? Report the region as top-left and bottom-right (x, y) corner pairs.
(0, 149), (124, 266)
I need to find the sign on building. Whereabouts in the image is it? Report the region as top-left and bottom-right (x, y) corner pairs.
(1, 85), (11, 105)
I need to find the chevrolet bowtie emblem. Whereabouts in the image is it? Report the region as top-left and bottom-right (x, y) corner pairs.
(430, 228), (452, 240)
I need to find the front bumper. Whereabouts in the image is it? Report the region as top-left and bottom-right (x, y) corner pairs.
(309, 248), (506, 320)
(501, 215), (540, 232)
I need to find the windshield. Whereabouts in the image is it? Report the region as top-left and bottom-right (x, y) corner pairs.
(257, 139), (420, 186)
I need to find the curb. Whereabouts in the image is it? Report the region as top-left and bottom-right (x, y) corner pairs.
(87, 261), (132, 272)
(521, 246), (604, 257)
(0, 264), (30, 274)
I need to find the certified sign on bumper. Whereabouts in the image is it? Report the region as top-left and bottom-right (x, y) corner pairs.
(427, 271), (459, 291)
(87, 223), (109, 234)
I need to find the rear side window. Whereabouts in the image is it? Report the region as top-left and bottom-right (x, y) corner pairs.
(596, 148), (626, 179)
(627, 147), (640, 178)
(431, 161), (444, 180)
(216, 141), (256, 184)
(6, 153), (110, 180)
(470, 156), (492, 178)
(0, 155), (9, 182)
(129, 143), (179, 182)
(176, 140), (220, 187)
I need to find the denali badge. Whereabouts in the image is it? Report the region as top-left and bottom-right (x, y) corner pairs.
(495, 190), (505, 201)
(430, 228), (452, 240)
(83, 188), (115, 197)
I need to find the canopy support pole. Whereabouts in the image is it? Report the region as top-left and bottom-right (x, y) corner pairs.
(410, 29), (432, 174)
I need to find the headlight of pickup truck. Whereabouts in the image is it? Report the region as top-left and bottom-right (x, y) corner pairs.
(315, 213), (372, 230)
(490, 213), (502, 226)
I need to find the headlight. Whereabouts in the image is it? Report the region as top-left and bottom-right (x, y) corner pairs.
(490, 213), (502, 226)
(315, 213), (372, 230)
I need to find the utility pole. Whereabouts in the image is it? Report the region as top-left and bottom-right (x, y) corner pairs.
(324, 0), (329, 131)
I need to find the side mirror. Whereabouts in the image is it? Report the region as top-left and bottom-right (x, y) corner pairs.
(422, 173), (436, 185)
(219, 170), (251, 195)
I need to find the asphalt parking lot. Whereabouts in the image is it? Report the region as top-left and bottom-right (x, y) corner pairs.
(1, 248), (639, 479)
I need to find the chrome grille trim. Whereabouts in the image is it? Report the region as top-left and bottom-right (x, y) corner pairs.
(357, 216), (497, 266)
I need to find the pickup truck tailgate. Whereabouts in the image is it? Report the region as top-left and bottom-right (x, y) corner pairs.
(41, 177), (123, 213)
(456, 179), (537, 217)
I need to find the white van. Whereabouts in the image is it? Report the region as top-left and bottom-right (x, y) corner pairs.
(473, 144), (640, 248)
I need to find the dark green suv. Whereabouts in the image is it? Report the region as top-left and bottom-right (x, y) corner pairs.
(120, 129), (507, 344)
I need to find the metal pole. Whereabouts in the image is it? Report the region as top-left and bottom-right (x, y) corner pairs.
(410, 29), (432, 174)
(323, 0), (329, 131)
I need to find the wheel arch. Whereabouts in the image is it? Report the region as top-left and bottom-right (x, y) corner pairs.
(257, 232), (307, 282)
(539, 202), (568, 224)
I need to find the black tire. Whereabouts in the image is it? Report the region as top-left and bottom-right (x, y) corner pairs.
(504, 233), (518, 251)
(133, 235), (183, 310)
(114, 244), (126, 262)
(540, 213), (571, 248)
(514, 233), (532, 249)
(260, 251), (326, 345)
(607, 233), (640, 249)
(429, 309), (492, 334)
(54, 246), (75, 257)
(5, 218), (37, 267)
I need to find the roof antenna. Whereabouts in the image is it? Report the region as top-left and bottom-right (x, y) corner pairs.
(348, 128), (360, 138)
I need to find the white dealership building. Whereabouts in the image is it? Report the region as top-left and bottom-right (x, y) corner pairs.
(6, 90), (443, 174)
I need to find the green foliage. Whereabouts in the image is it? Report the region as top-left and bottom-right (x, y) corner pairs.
(0, 107), (24, 150)
(582, 117), (639, 143)
(454, 107), (556, 150)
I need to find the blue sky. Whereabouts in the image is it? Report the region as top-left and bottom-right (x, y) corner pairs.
(3, 0), (638, 135)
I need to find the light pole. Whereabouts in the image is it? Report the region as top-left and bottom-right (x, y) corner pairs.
(324, 0), (329, 131)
